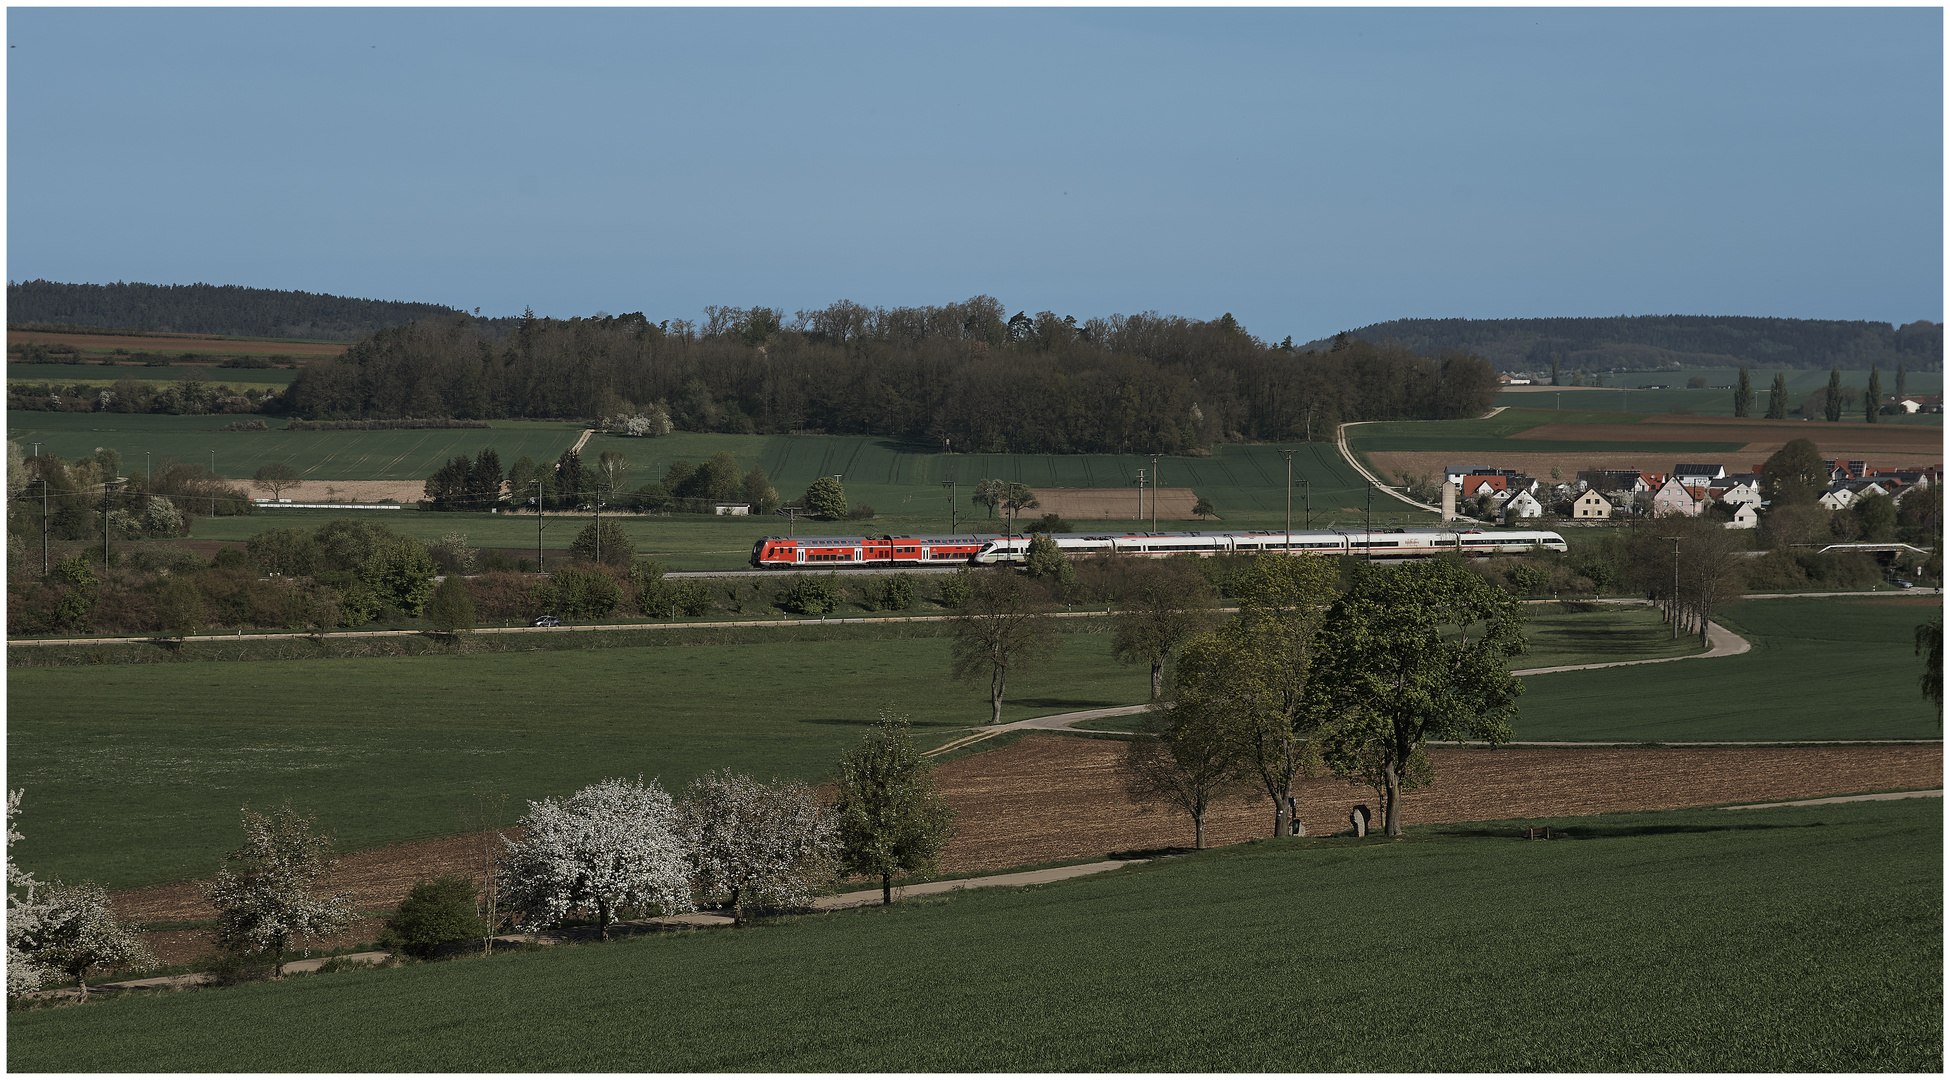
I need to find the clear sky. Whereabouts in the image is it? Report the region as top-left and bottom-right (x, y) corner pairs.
(6, 7), (1942, 343)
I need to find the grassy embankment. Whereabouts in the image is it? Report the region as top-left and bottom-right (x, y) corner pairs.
(9, 797), (1939, 1072)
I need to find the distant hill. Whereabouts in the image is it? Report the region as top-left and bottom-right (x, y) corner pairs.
(1305, 315), (1942, 373)
(6, 279), (522, 342)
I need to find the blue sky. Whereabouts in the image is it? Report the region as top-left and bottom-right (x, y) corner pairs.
(7, 7), (1942, 343)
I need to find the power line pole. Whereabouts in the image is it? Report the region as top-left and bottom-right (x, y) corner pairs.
(1662, 535), (1681, 639)
(532, 479), (545, 573)
(1280, 449), (1297, 553)
(1135, 469), (1146, 526)
(36, 479), (48, 575)
(1149, 453), (1160, 532)
(1365, 482), (1375, 560)
(942, 479), (957, 534)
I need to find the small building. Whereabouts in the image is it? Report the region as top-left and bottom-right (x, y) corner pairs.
(1650, 477), (1704, 517)
(713, 504), (752, 516)
(1715, 480), (1763, 508)
(1571, 490), (1614, 520)
(1723, 503), (1759, 530)
(1672, 463), (1727, 486)
(1502, 490), (1544, 521)
(1817, 486), (1855, 511)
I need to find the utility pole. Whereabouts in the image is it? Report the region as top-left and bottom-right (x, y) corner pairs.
(1149, 453), (1160, 533)
(102, 481), (110, 567)
(1365, 483), (1375, 560)
(209, 449), (217, 520)
(594, 478), (603, 566)
(1280, 449), (1297, 553)
(942, 479), (957, 534)
(532, 479), (545, 573)
(145, 451), (150, 484)
(1135, 469), (1146, 526)
(35, 479), (48, 575)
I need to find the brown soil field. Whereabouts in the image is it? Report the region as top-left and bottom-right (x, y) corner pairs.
(1032, 487), (1200, 522)
(112, 735), (1942, 963)
(254, 480), (426, 504)
(9, 330), (346, 358)
(1514, 418), (1943, 457)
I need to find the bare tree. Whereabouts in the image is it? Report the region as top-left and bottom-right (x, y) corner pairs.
(1119, 701), (1249, 850)
(1108, 557), (1221, 701)
(949, 569), (1059, 724)
(251, 463), (301, 501)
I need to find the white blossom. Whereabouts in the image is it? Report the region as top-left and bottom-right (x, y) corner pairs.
(683, 771), (835, 922)
(205, 803), (354, 964)
(7, 790), (52, 997)
(28, 881), (153, 997)
(499, 776), (691, 938)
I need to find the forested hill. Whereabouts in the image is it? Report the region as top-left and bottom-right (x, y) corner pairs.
(6, 279), (523, 341)
(285, 300), (1499, 454)
(1306, 315), (1943, 373)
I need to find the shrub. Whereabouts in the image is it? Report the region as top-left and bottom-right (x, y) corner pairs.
(780, 574), (840, 615)
(466, 572), (542, 623)
(871, 573), (916, 611)
(380, 874), (487, 960)
(538, 566), (623, 619)
(847, 503), (877, 520)
(938, 567), (975, 608)
(672, 581), (714, 617)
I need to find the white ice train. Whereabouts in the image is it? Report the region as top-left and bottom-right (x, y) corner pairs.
(970, 527), (1568, 565)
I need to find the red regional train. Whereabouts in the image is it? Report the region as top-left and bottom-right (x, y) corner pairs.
(749, 527), (1568, 568)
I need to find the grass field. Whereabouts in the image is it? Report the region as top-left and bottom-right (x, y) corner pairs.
(1500, 384), (1945, 422)
(1515, 596), (1943, 741)
(6, 413), (585, 482)
(9, 362), (299, 387)
(10, 797), (1938, 1071)
(5, 629), (1149, 889)
(1349, 408), (1750, 456)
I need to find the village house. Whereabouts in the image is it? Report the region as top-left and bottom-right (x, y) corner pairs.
(1650, 477), (1705, 517)
(1570, 489), (1614, 520)
(1501, 490), (1544, 521)
(1723, 503), (1759, 530)
(1672, 463), (1727, 486)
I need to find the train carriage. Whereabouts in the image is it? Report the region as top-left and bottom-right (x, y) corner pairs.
(751, 528), (1566, 568)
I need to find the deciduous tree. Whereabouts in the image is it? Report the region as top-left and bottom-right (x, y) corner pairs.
(380, 875), (487, 960)
(1765, 372), (1789, 419)
(7, 791), (52, 997)
(28, 881), (154, 997)
(424, 574), (476, 633)
(1119, 702), (1248, 850)
(570, 519), (634, 566)
(832, 710), (956, 904)
(1172, 553), (1341, 837)
(1109, 557), (1221, 701)
(498, 777), (691, 940)
(949, 568), (1060, 724)
(206, 802), (355, 971)
(1309, 561), (1526, 837)
(802, 476), (848, 519)
(971, 478), (1004, 519)
(1761, 438), (1827, 506)
(1917, 618), (1941, 712)
(682, 771), (834, 924)
(251, 463), (301, 501)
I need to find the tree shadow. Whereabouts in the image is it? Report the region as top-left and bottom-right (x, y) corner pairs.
(1009, 697), (1124, 711)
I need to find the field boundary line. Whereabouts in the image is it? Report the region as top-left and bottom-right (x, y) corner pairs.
(571, 428), (595, 454)
(1722, 789), (1943, 810)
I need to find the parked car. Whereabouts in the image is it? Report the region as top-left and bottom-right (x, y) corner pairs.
(1890, 579), (1915, 590)
(531, 615), (562, 627)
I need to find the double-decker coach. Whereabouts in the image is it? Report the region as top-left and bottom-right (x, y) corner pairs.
(749, 534), (991, 569)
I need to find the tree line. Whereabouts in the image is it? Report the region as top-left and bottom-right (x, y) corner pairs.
(6, 279), (513, 342)
(283, 299), (1500, 452)
(1318, 314), (1943, 373)
(5, 708), (955, 993)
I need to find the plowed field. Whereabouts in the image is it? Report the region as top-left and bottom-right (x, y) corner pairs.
(112, 736), (1940, 963)
(1030, 487), (1199, 521)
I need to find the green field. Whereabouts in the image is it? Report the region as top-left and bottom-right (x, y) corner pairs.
(5, 629), (1148, 889)
(1515, 596), (1943, 741)
(9, 362), (298, 387)
(1500, 385), (1945, 422)
(10, 797), (1938, 1072)
(1348, 407), (1750, 457)
(6, 413), (585, 482)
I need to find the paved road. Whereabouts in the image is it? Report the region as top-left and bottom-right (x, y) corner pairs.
(1722, 789), (1943, 810)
